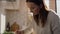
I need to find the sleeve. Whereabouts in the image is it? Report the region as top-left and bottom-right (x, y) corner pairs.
(51, 15), (60, 34)
(23, 15), (34, 34)
(23, 20), (34, 34)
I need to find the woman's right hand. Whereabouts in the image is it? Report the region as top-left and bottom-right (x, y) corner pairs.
(16, 30), (24, 34)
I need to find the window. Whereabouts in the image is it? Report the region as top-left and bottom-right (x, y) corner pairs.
(1, 14), (6, 33)
(56, 0), (60, 17)
(45, 0), (49, 8)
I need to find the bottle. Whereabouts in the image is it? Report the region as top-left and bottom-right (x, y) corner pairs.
(6, 22), (10, 32)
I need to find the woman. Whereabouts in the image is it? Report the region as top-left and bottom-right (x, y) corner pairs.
(24, 0), (60, 34)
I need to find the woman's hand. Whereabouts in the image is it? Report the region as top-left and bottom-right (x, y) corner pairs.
(16, 30), (24, 34)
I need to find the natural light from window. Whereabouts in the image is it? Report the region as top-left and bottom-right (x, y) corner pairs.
(57, 0), (60, 17)
(45, 0), (49, 9)
(1, 14), (6, 33)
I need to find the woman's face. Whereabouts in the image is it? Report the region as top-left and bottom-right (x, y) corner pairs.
(26, 2), (40, 15)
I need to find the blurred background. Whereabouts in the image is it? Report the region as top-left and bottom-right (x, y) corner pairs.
(0, 0), (60, 34)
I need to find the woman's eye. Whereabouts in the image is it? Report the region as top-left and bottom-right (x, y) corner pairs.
(30, 7), (35, 11)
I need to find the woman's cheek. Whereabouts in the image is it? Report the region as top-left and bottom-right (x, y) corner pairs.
(35, 8), (39, 14)
(33, 9), (39, 15)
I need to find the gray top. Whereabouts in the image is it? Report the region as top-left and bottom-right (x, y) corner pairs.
(24, 10), (60, 34)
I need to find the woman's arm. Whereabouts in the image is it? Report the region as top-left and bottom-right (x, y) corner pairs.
(23, 16), (34, 34)
(23, 22), (33, 34)
(51, 14), (60, 34)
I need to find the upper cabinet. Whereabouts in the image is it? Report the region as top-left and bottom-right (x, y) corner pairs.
(6, 0), (20, 10)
